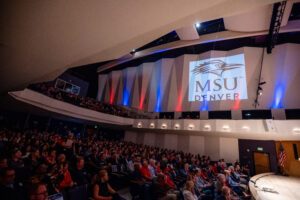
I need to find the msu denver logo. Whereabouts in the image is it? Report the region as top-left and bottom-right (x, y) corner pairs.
(191, 59), (243, 77)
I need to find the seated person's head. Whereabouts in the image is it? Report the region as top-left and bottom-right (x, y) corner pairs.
(228, 166), (235, 173)
(195, 168), (202, 176)
(31, 148), (40, 158)
(149, 159), (155, 166)
(142, 159), (148, 167)
(184, 163), (189, 171)
(0, 157), (8, 169)
(62, 162), (69, 172)
(98, 169), (109, 182)
(235, 164), (240, 171)
(221, 186), (231, 198)
(217, 174), (226, 184)
(133, 163), (141, 171)
(49, 149), (56, 157)
(187, 174), (196, 182)
(185, 180), (194, 191)
(57, 154), (66, 163)
(0, 167), (15, 185)
(12, 148), (22, 160)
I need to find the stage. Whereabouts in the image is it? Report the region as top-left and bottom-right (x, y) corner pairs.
(249, 173), (300, 200)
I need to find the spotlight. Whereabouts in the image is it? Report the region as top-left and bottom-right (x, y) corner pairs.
(149, 123), (155, 128)
(259, 91), (263, 96)
(195, 22), (201, 28)
(188, 124), (195, 130)
(222, 125), (230, 132)
(174, 124), (180, 130)
(161, 123), (167, 129)
(130, 49), (136, 54)
(137, 122), (142, 128)
(203, 125), (211, 131)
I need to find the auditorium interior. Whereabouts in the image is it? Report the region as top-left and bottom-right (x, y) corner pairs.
(1, 1), (300, 200)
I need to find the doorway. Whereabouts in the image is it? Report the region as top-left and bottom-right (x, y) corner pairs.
(253, 152), (271, 174)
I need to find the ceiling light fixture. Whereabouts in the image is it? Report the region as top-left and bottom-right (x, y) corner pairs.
(130, 49), (136, 54)
(195, 22), (201, 28)
(174, 124), (180, 130)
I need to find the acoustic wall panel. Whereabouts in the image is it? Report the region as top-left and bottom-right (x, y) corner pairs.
(97, 74), (108, 101)
(139, 63), (154, 110)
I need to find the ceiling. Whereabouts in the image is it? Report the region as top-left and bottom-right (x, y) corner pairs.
(1, 0), (283, 95)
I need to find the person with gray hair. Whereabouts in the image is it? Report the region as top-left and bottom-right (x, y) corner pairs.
(148, 159), (157, 178)
(214, 173), (227, 197)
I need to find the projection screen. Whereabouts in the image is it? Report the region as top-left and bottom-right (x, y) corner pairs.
(188, 53), (248, 102)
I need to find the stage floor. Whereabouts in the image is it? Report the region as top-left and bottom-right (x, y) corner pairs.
(249, 173), (300, 200)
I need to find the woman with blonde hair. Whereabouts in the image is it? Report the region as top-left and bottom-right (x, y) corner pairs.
(183, 180), (198, 200)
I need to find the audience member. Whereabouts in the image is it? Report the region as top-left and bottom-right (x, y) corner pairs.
(0, 125), (251, 200)
(92, 169), (125, 200)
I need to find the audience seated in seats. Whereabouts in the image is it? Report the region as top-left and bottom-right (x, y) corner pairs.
(92, 169), (125, 200)
(0, 126), (251, 200)
(70, 156), (89, 186)
(28, 83), (135, 118)
(194, 168), (213, 199)
(153, 173), (177, 200)
(233, 164), (248, 184)
(216, 186), (239, 200)
(227, 166), (250, 198)
(140, 159), (152, 181)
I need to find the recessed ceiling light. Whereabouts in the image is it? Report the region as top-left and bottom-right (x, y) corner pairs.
(292, 128), (300, 134)
(174, 124), (180, 129)
(188, 124), (194, 130)
(222, 125), (230, 131)
(137, 122), (142, 128)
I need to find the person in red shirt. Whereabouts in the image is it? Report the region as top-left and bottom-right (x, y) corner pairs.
(164, 173), (176, 189)
(139, 159), (151, 181)
(57, 162), (74, 191)
(155, 161), (161, 174)
(212, 163), (219, 174)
